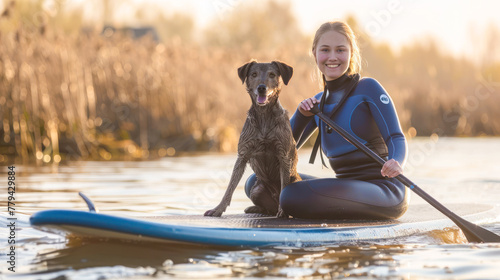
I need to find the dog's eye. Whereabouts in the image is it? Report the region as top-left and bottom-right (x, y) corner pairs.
(251, 72), (257, 78)
(269, 73), (276, 78)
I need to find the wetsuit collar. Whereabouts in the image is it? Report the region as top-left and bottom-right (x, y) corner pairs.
(325, 74), (350, 92)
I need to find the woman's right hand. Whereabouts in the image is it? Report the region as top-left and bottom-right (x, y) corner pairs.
(298, 97), (319, 117)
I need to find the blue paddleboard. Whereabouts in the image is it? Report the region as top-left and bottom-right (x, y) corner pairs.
(30, 203), (498, 247)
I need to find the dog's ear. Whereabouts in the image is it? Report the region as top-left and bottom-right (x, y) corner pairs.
(272, 61), (293, 85)
(237, 61), (256, 84)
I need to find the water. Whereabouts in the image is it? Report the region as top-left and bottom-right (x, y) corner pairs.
(2, 137), (500, 279)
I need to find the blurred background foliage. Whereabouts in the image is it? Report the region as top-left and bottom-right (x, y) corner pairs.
(1, 0), (499, 165)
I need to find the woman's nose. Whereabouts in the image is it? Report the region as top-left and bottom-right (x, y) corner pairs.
(327, 53), (338, 61)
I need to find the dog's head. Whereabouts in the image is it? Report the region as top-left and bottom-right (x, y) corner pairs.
(238, 60), (293, 106)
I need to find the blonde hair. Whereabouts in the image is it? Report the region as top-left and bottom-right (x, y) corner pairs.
(312, 21), (361, 86)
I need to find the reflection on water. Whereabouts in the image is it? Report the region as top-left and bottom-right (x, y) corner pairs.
(13, 235), (500, 279)
(2, 137), (500, 279)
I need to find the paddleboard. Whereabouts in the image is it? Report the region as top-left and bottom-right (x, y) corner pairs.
(30, 202), (499, 247)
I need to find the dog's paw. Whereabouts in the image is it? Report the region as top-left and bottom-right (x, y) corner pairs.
(276, 208), (288, 218)
(204, 209), (223, 217)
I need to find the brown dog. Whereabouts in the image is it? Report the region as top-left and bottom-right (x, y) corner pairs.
(204, 61), (301, 218)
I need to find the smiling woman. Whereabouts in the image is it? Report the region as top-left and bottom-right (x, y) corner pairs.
(284, 20), (409, 220)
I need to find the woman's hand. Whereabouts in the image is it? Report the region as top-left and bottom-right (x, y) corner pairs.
(298, 97), (319, 117)
(381, 159), (403, 178)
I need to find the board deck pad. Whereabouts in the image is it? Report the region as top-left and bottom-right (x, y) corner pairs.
(30, 203), (499, 247)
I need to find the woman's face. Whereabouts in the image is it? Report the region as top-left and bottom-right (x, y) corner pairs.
(314, 30), (351, 81)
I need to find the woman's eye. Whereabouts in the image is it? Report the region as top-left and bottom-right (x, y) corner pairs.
(321, 48), (329, 52)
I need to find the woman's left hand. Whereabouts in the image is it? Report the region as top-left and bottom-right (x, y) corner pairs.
(381, 159), (403, 178)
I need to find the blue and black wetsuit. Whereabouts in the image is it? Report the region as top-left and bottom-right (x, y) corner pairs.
(245, 74), (409, 220)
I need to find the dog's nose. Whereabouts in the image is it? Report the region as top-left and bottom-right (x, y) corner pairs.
(257, 84), (266, 94)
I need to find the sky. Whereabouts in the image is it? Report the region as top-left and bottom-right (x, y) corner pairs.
(24, 0), (500, 61)
(152, 0), (500, 60)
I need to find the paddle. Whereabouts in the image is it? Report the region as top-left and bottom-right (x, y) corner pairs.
(309, 104), (500, 243)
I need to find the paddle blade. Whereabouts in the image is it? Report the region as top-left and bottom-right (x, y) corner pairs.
(450, 215), (500, 243)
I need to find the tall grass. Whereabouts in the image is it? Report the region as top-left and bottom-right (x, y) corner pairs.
(1, 2), (499, 164)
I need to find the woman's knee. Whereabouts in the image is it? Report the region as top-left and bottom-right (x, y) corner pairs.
(280, 181), (315, 217)
(244, 173), (257, 198)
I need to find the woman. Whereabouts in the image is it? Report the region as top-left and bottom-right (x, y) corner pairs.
(247, 21), (409, 220)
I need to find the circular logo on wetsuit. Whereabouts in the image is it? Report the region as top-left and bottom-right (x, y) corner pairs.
(380, 94), (390, 104)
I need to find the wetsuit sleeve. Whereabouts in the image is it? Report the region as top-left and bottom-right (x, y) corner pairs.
(290, 108), (317, 150)
(362, 78), (407, 166)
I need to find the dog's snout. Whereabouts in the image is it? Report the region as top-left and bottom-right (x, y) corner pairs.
(257, 84), (267, 94)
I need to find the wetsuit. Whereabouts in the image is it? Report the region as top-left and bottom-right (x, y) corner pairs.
(245, 74), (409, 220)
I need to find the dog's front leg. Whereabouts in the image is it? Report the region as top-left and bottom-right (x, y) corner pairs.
(276, 157), (292, 218)
(204, 156), (248, 217)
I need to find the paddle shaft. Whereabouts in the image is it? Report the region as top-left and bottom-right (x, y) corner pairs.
(311, 106), (500, 243)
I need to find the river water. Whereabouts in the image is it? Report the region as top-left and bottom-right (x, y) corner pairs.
(1, 137), (500, 279)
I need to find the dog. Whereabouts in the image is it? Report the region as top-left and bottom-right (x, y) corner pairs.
(204, 60), (301, 218)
